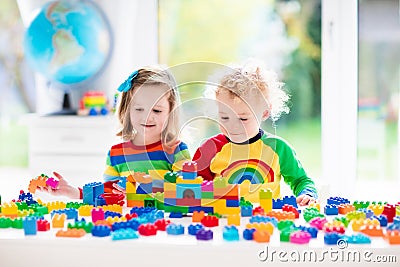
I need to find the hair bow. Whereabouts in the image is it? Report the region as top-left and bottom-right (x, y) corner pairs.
(117, 70), (139, 92)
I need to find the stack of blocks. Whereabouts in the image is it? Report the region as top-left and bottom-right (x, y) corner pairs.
(126, 173), (152, 207)
(259, 189), (272, 213)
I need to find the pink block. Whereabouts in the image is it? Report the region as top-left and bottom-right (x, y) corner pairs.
(290, 231), (312, 244)
(91, 208), (104, 223)
(309, 217), (328, 230)
(46, 177), (59, 189)
(201, 181), (213, 192)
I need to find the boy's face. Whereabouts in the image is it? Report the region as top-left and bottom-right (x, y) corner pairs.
(216, 89), (268, 143)
(130, 84), (171, 144)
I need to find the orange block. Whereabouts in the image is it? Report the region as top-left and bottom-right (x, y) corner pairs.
(192, 211), (205, 222)
(164, 190), (176, 198)
(56, 229), (86, 238)
(214, 185), (239, 197)
(246, 222), (274, 235)
(94, 220), (112, 227)
(253, 230), (270, 243)
(127, 200), (144, 207)
(386, 230), (400, 244)
(360, 225), (384, 237)
(266, 211), (295, 221)
(338, 204), (355, 215)
(52, 214), (66, 228)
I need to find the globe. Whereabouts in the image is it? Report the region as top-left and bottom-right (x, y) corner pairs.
(24, 0), (112, 85)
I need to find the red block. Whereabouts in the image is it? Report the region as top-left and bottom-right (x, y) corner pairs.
(155, 219), (171, 231)
(282, 204), (299, 219)
(253, 206), (265, 216)
(37, 219), (50, 231)
(176, 198), (201, 206)
(138, 223), (157, 236)
(201, 215), (219, 227)
(125, 213), (138, 221)
(100, 193), (124, 206)
(183, 161), (197, 172)
(382, 204), (396, 223)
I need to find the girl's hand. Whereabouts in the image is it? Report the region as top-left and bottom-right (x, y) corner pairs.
(38, 172), (80, 199)
(296, 194), (316, 206)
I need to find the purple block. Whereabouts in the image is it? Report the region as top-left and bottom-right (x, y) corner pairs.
(46, 177), (59, 189)
(196, 229), (213, 241)
(201, 181), (213, 192)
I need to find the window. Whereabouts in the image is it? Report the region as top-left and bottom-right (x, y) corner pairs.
(159, 0), (322, 184)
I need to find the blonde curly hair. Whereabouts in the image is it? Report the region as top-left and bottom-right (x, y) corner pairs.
(215, 60), (290, 121)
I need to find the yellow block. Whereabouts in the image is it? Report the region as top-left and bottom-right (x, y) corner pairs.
(176, 176), (203, 184)
(260, 199), (272, 213)
(218, 207), (240, 215)
(164, 183), (176, 191)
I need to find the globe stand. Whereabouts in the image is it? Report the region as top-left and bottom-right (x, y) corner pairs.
(46, 92), (77, 116)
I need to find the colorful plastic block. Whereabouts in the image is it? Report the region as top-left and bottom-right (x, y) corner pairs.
(56, 229), (86, 238)
(91, 225), (111, 237)
(324, 232), (343, 245)
(359, 225), (384, 237)
(83, 182), (104, 205)
(0, 217), (12, 228)
(241, 205), (253, 217)
(23, 217), (37, 235)
(246, 222), (274, 235)
(309, 217), (328, 230)
(188, 224), (204, 235)
(338, 204), (355, 215)
(243, 228), (256, 240)
(196, 229), (213, 241)
(382, 204), (396, 223)
(282, 204), (300, 218)
(252, 206), (265, 216)
(112, 228), (139, 241)
(91, 208), (105, 223)
(277, 220), (295, 231)
(297, 225), (318, 238)
(343, 233), (371, 244)
(227, 214), (241, 226)
(223, 226), (239, 241)
(52, 213), (66, 228)
(46, 177), (59, 189)
(154, 219), (171, 231)
(386, 230), (400, 244)
(327, 197), (350, 206)
(290, 231), (312, 244)
(166, 224), (185, 235)
(37, 219), (50, 231)
(201, 215), (219, 227)
(192, 210), (205, 222)
(324, 204), (339, 215)
(138, 223), (157, 236)
(371, 215), (388, 227)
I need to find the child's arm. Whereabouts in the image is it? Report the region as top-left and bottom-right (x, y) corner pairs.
(192, 139), (219, 181)
(38, 171), (81, 199)
(271, 138), (318, 206)
(171, 141), (191, 172)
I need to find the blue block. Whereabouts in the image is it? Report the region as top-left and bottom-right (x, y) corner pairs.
(226, 199), (240, 207)
(104, 211), (122, 218)
(176, 184), (201, 199)
(91, 225), (111, 237)
(169, 212), (183, 218)
(51, 209), (77, 220)
(95, 196), (106, 207)
(23, 217), (37, 235)
(241, 206), (252, 217)
(372, 215), (388, 227)
(112, 228), (139, 241)
(130, 207), (156, 216)
(324, 204), (339, 215)
(188, 224), (204, 235)
(324, 233), (343, 245)
(282, 196), (298, 208)
(223, 226), (239, 241)
(189, 206), (213, 213)
(342, 233), (371, 244)
(116, 177), (127, 190)
(83, 182), (104, 205)
(152, 179), (164, 188)
(249, 216), (278, 227)
(112, 220), (141, 231)
(166, 224), (185, 235)
(327, 197), (350, 206)
(182, 172), (197, 180)
(273, 199), (284, 209)
(393, 216), (400, 225)
(359, 208), (373, 218)
(243, 228), (255, 240)
(387, 223), (400, 231)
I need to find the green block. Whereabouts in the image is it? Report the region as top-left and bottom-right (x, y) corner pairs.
(164, 205), (189, 213)
(11, 218), (23, 229)
(280, 230), (293, 242)
(144, 198), (156, 208)
(34, 205), (49, 215)
(68, 221), (94, 233)
(66, 202), (85, 209)
(208, 212), (222, 218)
(201, 191), (214, 199)
(277, 220), (294, 231)
(213, 177), (227, 188)
(0, 217), (12, 228)
(155, 200), (164, 210)
(164, 171), (179, 183)
(259, 189), (272, 199)
(16, 202), (28, 210)
(333, 216), (350, 227)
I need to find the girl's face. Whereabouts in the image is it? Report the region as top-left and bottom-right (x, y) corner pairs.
(130, 84), (171, 145)
(216, 89), (268, 143)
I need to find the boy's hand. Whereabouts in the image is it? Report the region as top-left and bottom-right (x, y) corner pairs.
(112, 182), (126, 195)
(296, 194), (316, 206)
